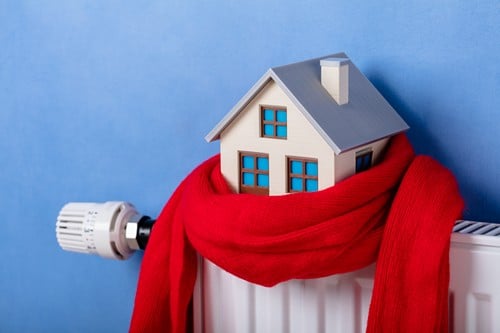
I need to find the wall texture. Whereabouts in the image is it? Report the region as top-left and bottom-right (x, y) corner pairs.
(0, 1), (498, 331)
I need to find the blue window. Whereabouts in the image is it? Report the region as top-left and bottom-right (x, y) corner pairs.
(356, 150), (373, 173)
(242, 172), (254, 186)
(288, 157), (319, 193)
(290, 160), (302, 174)
(257, 174), (269, 187)
(261, 106), (287, 139)
(240, 152), (270, 195)
(305, 162), (318, 176)
(306, 179), (318, 192)
(242, 156), (254, 169)
(291, 177), (303, 191)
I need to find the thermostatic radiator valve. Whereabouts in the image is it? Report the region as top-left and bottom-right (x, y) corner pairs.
(55, 201), (155, 260)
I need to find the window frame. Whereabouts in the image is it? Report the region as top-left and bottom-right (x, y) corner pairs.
(355, 149), (373, 173)
(239, 151), (270, 195)
(287, 156), (319, 193)
(260, 105), (287, 139)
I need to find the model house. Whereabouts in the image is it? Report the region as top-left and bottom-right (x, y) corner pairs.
(205, 53), (409, 195)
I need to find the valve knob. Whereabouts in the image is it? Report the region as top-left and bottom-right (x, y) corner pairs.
(56, 201), (139, 260)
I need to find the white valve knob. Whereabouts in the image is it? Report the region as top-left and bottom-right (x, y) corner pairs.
(56, 201), (139, 260)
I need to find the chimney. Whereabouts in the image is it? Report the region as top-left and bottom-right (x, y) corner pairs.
(320, 57), (349, 105)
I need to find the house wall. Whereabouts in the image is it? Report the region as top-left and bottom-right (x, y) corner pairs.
(220, 80), (336, 195)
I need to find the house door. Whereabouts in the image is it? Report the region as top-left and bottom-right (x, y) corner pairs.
(239, 152), (269, 195)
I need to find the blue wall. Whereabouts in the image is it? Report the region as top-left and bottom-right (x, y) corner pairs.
(1, 1), (498, 331)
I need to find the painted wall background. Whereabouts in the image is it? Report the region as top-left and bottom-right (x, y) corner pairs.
(0, 0), (498, 331)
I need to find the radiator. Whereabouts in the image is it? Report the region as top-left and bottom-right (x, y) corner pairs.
(192, 220), (500, 333)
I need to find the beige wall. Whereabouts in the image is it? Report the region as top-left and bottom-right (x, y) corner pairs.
(220, 80), (335, 195)
(219, 79), (389, 195)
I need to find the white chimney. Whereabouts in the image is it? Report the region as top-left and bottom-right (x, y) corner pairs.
(320, 57), (349, 105)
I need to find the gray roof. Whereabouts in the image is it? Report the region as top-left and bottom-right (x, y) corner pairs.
(205, 52), (409, 154)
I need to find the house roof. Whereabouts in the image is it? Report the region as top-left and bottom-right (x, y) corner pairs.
(205, 52), (409, 154)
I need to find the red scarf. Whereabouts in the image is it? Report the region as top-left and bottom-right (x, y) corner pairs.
(130, 134), (463, 333)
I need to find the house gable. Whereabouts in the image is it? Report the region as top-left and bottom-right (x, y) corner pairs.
(219, 79), (335, 195)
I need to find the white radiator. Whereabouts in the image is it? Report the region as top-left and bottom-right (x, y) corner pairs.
(192, 221), (500, 333)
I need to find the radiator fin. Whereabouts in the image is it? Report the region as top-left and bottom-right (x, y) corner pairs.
(470, 293), (492, 333)
(198, 261), (375, 333)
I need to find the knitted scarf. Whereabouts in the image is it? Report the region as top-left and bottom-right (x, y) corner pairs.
(130, 134), (463, 333)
